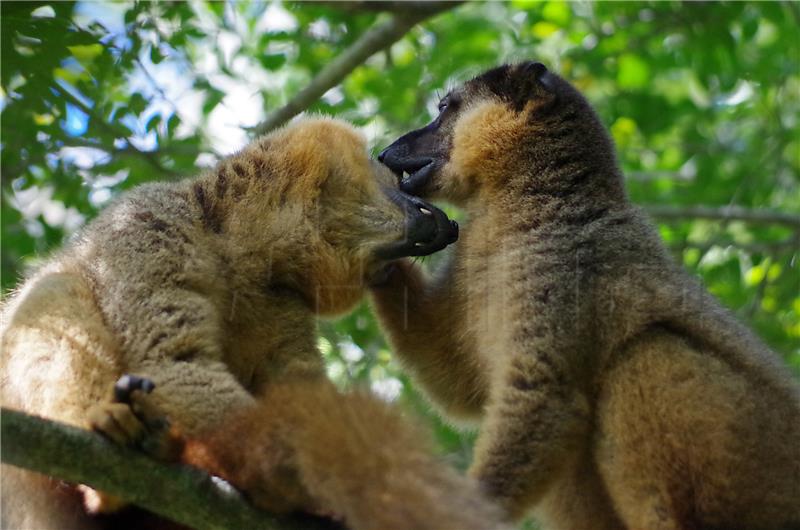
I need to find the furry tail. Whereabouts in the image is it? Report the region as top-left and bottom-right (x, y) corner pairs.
(185, 378), (508, 530)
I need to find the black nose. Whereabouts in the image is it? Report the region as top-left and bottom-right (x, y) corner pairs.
(377, 147), (388, 163)
(374, 188), (458, 260)
(405, 201), (438, 246)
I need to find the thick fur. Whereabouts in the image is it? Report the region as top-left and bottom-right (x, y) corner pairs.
(1, 118), (500, 530)
(372, 63), (800, 530)
(184, 379), (505, 530)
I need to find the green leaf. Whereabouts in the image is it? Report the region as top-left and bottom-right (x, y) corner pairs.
(202, 89), (225, 114)
(542, 1), (571, 25)
(128, 93), (148, 116)
(617, 53), (650, 90)
(150, 44), (164, 64)
(259, 53), (287, 71)
(145, 114), (162, 133)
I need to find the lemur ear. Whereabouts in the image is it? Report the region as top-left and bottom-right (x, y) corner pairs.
(523, 61), (548, 77)
(522, 61), (555, 93)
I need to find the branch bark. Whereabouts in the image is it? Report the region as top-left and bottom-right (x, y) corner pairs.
(644, 204), (800, 230)
(253, 2), (459, 136)
(0, 408), (341, 530)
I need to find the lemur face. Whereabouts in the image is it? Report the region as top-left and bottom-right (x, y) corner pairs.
(312, 128), (457, 267)
(366, 161), (458, 261)
(266, 118), (458, 316)
(378, 62), (584, 204)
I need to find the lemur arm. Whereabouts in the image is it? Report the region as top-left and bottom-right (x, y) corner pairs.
(468, 281), (593, 520)
(89, 214), (257, 435)
(370, 259), (489, 419)
(469, 357), (590, 519)
(122, 295), (256, 437)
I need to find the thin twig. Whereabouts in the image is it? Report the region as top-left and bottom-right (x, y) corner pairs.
(645, 204), (800, 230)
(670, 235), (800, 256)
(132, 56), (217, 157)
(253, 2), (459, 136)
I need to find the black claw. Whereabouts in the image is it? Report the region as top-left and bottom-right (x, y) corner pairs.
(114, 374), (156, 404)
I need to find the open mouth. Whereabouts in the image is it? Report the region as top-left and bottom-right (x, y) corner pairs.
(385, 158), (435, 194)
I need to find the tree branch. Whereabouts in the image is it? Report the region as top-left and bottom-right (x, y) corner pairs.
(252, 2), (459, 136)
(323, 1), (458, 13)
(669, 234), (800, 256)
(1, 408), (342, 530)
(644, 204), (800, 230)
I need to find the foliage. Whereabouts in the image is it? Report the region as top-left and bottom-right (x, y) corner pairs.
(2, 1), (799, 524)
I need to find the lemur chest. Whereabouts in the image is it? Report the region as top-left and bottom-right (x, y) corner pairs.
(220, 290), (316, 392)
(458, 228), (520, 372)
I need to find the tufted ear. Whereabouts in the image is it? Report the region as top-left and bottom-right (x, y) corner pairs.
(522, 61), (548, 77)
(506, 60), (557, 112)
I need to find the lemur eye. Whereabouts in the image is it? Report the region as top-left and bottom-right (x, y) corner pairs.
(438, 98), (449, 113)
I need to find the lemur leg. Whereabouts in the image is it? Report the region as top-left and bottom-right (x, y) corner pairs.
(187, 377), (509, 530)
(124, 359), (255, 437)
(469, 351), (591, 521)
(534, 451), (626, 530)
(2, 270), (129, 522)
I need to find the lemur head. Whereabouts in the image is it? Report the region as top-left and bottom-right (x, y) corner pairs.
(258, 118), (457, 315)
(378, 62), (621, 206)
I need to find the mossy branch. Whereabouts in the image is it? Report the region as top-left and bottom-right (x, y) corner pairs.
(0, 407), (342, 530)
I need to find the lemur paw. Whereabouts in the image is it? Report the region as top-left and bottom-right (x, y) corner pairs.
(88, 374), (182, 461)
(87, 401), (146, 446)
(84, 375), (182, 515)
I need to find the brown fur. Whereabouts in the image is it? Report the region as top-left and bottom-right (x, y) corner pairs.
(372, 63), (800, 530)
(183, 378), (506, 530)
(1, 118), (502, 530)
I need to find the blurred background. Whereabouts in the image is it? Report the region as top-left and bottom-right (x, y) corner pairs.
(2, 1), (798, 526)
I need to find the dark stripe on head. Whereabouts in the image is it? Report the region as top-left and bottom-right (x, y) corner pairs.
(193, 182), (223, 233)
(133, 211), (170, 233)
(232, 162), (247, 179)
(215, 167), (228, 199)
